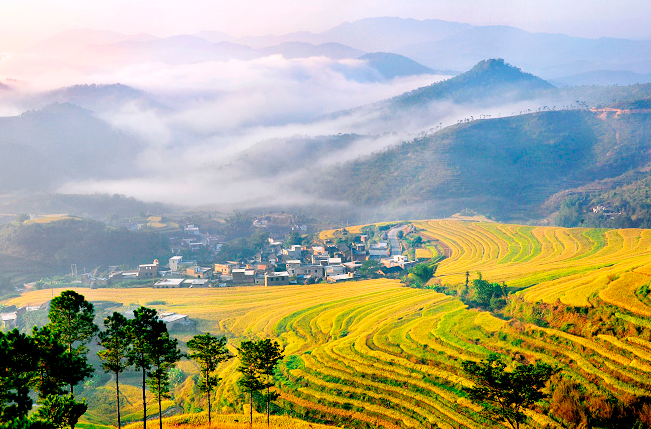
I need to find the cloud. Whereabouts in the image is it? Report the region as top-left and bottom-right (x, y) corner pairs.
(53, 56), (558, 210)
(2, 46), (457, 207)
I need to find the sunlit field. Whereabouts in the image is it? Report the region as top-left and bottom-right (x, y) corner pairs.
(416, 220), (651, 313)
(6, 220), (651, 428)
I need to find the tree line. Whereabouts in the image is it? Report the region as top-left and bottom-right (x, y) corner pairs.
(1, 290), (284, 429)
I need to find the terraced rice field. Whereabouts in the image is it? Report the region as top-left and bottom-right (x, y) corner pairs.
(6, 221), (651, 428)
(8, 274), (651, 428)
(416, 220), (651, 313)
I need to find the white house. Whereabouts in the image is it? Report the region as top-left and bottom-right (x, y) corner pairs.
(169, 256), (183, 271)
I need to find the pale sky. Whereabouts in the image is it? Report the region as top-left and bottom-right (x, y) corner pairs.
(2, 0), (651, 51)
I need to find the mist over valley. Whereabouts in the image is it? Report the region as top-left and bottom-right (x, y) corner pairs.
(4, 5), (651, 429)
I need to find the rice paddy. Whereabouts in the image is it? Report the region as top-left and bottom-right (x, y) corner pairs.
(416, 220), (651, 314)
(5, 220), (651, 428)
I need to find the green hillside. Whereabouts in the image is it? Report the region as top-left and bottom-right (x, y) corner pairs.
(555, 174), (651, 228)
(311, 108), (651, 221)
(0, 218), (169, 292)
(0, 103), (143, 192)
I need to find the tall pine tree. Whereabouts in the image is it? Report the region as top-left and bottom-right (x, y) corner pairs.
(98, 312), (132, 429)
(145, 321), (183, 429)
(47, 291), (98, 395)
(127, 307), (158, 429)
(254, 339), (283, 429)
(187, 334), (233, 427)
(0, 329), (39, 423)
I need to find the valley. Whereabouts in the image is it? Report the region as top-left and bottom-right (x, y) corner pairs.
(3, 8), (651, 429)
(4, 220), (651, 428)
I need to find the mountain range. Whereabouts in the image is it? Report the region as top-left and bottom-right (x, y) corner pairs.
(2, 57), (651, 224)
(180, 60), (651, 223)
(24, 17), (651, 81)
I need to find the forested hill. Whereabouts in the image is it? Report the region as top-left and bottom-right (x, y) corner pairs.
(309, 107), (651, 222)
(0, 218), (169, 292)
(389, 58), (554, 107)
(0, 103), (143, 192)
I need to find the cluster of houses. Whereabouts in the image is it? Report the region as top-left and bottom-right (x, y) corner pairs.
(74, 221), (419, 290)
(169, 224), (224, 253)
(591, 205), (621, 219)
(132, 229), (417, 288)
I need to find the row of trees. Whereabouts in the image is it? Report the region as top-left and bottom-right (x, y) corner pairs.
(1, 291), (285, 429)
(98, 307), (182, 429)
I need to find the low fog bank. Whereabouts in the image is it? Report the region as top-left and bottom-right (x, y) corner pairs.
(0, 52), (447, 205)
(58, 96), (570, 210)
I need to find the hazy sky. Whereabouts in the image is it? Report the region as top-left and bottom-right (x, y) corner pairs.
(2, 0), (651, 50)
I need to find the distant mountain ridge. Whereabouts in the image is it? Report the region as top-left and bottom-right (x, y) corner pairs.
(359, 53), (437, 79)
(31, 18), (651, 80)
(39, 83), (166, 112)
(551, 70), (651, 87)
(200, 17), (651, 78)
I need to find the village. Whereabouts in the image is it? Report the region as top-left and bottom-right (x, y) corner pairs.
(1, 220), (425, 331)
(105, 221), (419, 288)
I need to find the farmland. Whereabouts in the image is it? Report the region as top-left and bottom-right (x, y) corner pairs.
(417, 220), (651, 312)
(4, 220), (651, 428)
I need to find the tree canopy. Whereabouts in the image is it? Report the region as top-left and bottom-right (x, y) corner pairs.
(462, 354), (557, 429)
(47, 290), (98, 395)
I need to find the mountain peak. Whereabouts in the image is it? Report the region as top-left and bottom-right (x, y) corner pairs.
(464, 58), (549, 84)
(359, 52), (435, 79)
(391, 58), (553, 106)
(471, 58), (509, 71)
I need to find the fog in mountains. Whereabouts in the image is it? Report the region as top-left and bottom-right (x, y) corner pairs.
(2, 17), (651, 221)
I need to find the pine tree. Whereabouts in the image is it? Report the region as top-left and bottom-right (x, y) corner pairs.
(0, 329), (39, 423)
(97, 312), (132, 429)
(236, 339), (284, 429)
(145, 321), (183, 429)
(47, 291), (98, 395)
(254, 340), (283, 429)
(127, 307), (158, 429)
(187, 334), (233, 427)
(35, 394), (87, 429)
(236, 341), (265, 429)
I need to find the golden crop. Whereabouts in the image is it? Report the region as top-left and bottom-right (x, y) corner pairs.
(6, 220), (651, 428)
